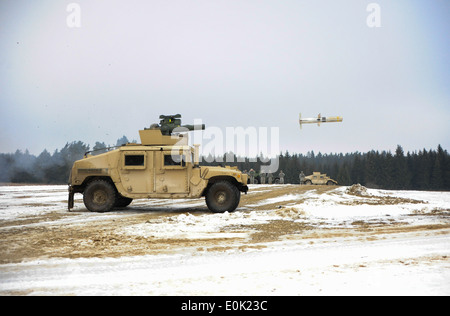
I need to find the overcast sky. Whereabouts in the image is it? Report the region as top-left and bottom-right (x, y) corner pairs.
(1, 0), (449, 156)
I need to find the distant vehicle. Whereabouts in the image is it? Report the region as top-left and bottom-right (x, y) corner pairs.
(68, 114), (248, 213)
(302, 172), (338, 185)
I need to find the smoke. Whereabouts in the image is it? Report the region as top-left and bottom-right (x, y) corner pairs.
(0, 142), (88, 184)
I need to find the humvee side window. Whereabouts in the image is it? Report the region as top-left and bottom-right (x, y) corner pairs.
(125, 155), (145, 166)
(164, 154), (186, 167)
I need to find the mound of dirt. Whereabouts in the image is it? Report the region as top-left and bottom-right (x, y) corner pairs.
(346, 184), (370, 196)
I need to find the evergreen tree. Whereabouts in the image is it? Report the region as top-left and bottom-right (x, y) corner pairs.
(430, 156), (443, 190)
(93, 142), (108, 154)
(351, 154), (364, 185)
(364, 151), (379, 188)
(393, 145), (409, 189)
(116, 135), (129, 146)
(437, 145), (449, 189)
(337, 163), (351, 185)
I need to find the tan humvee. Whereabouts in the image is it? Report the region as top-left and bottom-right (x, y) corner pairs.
(303, 172), (338, 185)
(68, 115), (248, 213)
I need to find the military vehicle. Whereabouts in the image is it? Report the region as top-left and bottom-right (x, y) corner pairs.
(302, 172), (338, 185)
(68, 114), (248, 213)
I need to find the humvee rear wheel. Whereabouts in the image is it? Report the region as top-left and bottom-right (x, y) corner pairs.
(83, 180), (116, 212)
(206, 181), (240, 213)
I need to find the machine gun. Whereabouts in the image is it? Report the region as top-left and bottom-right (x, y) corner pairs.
(147, 114), (205, 135)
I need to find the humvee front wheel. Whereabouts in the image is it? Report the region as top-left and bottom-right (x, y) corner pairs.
(205, 181), (240, 213)
(83, 180), (116, 212)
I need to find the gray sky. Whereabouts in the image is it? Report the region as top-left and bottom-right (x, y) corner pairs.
(1, 0), (449, 156)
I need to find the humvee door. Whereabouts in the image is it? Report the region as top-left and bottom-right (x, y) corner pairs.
(155, 151), (189, 194)
(119, 151), (153, 193)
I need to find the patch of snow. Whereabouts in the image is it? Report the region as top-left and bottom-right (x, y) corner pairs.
(0, 185), (449, 295)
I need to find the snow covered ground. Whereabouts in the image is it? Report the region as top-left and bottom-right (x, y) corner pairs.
(0, 184), (449, 296)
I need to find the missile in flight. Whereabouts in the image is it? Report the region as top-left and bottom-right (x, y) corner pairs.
(299, 113), (343, 129)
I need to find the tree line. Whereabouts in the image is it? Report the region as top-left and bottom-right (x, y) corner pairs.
(201, 145), (450, 191)
(1, 140), (449, 191)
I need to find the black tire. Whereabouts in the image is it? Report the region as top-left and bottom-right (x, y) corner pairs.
(83, 179), (116, 212)
(327, 181), (336, 186)
(205, 181), (240, 213)
(115, 195), (133, 208)
(305, 180), (312, 185)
